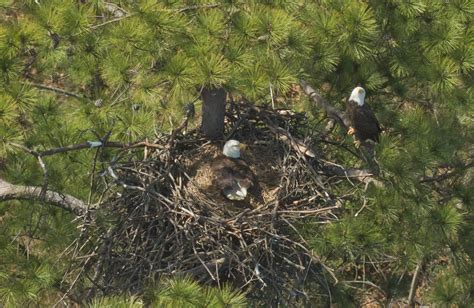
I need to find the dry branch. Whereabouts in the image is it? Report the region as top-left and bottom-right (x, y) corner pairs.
(408, 260), (425, 307)
(0, 178), (86, 215)
(300, 79), (350, 128)
(28, 82), (85, 100)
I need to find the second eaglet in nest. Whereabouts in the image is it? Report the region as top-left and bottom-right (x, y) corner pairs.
(211, 140), (255, 201)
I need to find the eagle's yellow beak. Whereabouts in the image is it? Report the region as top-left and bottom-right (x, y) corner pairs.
(239, 143), (247, 151)
(358, 88), (364, 94)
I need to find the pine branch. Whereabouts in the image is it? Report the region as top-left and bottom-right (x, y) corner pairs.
(299, 80), (350, 129)
(0, 178), (86, 215)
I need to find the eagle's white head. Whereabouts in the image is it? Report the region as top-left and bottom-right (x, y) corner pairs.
(349, 86), (366, 106)
(223, 139), (245, 158)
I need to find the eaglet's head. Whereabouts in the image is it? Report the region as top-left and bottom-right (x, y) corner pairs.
(349, 86), (366, 106)
(223, 139), (246, 158)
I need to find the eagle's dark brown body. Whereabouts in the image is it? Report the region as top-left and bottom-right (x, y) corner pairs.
(210, 156), (255, 199)
(346, 100), (381, 143)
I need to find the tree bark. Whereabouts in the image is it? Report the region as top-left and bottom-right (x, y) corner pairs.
(0, 178), (86, 215)
(201, 87), (226, 139)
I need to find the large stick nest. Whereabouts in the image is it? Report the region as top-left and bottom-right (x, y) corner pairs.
(74, 102), (349, 303)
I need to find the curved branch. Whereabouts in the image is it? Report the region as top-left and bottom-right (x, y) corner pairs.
(300, 80), (350, 128)
(0, 178), (86, 215)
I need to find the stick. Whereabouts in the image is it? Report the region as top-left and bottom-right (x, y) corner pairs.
(299, 80), (350, 128)
(408, 260), (424, 307)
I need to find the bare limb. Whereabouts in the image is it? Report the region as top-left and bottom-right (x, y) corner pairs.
(177, 3), (220, 13)
(300, 80), (350, 128)
(39, 141), (123, 156)
(37, 155), (48, 196)
(8, 143), (50, 194)
(90, 14), (136, 30)
(0, 178), (86, 215)
(10, 140), (163, 158)
(408, 260), (424, 307)
(28, 82), (85, 100)
(321, 162), (383, 186)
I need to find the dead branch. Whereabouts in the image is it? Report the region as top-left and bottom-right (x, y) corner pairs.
(90, 14), (136, 30)
(300, 80), (350, 128)
(28, 82), (85, 100)
(408, 260), (425, 307)
(0, 178), (86, 215)
(9, 140), (162, 158)
(177, 3), (220, 13)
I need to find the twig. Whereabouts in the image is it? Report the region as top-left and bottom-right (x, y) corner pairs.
(8, 143), (49, 195)
(37, 155), (48, 196)
(28, 82), (85, 100)
(177, 3), (220, 13)
(408, 260), (424, 307)
(269, 82), (275, 109)
(90, 14), (136, 30)
(278, 205), (339, 215)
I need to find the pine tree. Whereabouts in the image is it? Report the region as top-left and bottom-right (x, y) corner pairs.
(0, 0), (473, 306)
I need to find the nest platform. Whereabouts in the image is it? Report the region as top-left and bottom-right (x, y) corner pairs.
(73, 102), (348, 303)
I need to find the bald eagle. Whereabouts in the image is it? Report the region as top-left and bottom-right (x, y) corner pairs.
(346, 86), (381, 144)
(210, 140), (255, 201)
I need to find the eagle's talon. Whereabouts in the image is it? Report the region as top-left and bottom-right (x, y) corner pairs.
(347, 127), (355, 136)
(354, 140), (361, 148)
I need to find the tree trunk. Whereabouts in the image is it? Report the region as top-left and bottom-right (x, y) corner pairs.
(201, 87), (226, 139)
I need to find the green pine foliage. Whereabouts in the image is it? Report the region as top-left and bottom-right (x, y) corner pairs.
(145, 276), (246, 308)
(88, 277), (246, 308)
(0, 0), (473, 306)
